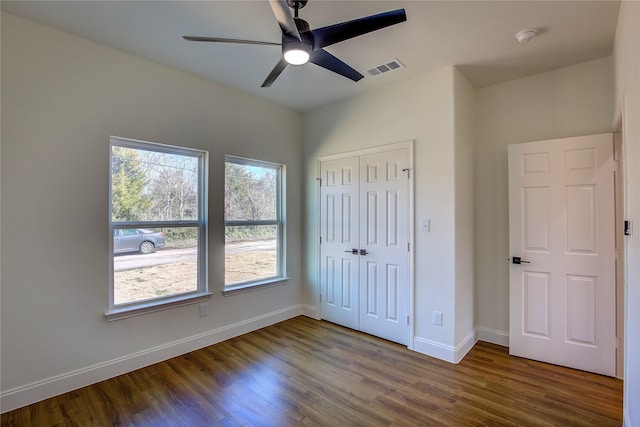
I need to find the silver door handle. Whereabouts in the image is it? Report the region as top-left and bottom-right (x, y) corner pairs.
(359, 249), (368, 256)
(345, 249), (358, 254)
(511, 256), (530, 264)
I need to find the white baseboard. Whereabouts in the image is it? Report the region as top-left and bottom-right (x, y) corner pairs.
(413, 330), (477, 364)
(476, 326), (509, 347)
(456, 330), (477, 362)
(0, 305), (304, 414)
(301, 304), (319, 319)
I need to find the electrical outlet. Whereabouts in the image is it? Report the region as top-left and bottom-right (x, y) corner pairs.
(199, 302), (208, 317)
(433, 311), (443, 326)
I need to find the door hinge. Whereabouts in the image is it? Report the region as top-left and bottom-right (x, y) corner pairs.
(407, 315), (410, 325)
(402, 168), (411, 179)
(407, 242), (410, 252)
(316, 177), (322, 186)
(320, 236), (322, 244)
(320, 294), (322, 303)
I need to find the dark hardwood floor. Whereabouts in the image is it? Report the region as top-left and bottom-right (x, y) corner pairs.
(1, 316), (623, 426)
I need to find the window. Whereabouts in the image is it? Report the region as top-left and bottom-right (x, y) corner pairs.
(224, 156), (285, 291)
(107, 137), (208, 320)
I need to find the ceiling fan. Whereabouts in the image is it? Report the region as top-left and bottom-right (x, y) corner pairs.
(183, 0), (407, 87)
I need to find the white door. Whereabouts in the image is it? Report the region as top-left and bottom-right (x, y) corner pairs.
(508, 134), (616, 376)
(319, 156), (360, 330)
(320, 147), (410, 345)
(358, 150), (410, 344)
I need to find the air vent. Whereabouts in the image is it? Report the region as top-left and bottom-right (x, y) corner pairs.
(367, 59), (405, 77)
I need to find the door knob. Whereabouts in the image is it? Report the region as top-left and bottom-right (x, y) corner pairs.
(359, 249), (368, 256)
(511, 256), (530, 264)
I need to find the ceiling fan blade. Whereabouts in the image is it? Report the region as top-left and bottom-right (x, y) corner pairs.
(268, 0), (302, 41)
(311, 9), (406, 49)
(183, 36), (281, 46)
(310, 49), (364, 82)
(262, 58), (289, 87)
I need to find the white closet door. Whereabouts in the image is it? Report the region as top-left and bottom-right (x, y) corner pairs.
(358, 149), (410, 345)
(320, 156), (360, 330)
(320, 147), (410, 345)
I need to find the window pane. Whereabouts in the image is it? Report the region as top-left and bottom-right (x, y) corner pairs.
(113, 227), (198, 305)
(225, 225), (277, 285)
(111, 146), (199, 222)
(225, 162), (277, 221)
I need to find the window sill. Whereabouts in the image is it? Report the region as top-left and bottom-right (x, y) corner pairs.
(105, 292), (212, 321)
(223, 277), (289, 297)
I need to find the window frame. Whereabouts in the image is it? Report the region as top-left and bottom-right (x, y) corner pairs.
(224, 155), (287, 294)
(106, 136), (209, 321)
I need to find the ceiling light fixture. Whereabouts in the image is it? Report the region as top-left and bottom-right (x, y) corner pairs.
(515, 29), (537, 43)
(283, 42), (311, 65)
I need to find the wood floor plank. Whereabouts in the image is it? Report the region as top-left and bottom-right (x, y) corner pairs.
(1, 316), (623, 426)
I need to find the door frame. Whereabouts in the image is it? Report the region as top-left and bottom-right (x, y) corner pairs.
(613, 104), (627, 380)
(317, 140), (415, 348)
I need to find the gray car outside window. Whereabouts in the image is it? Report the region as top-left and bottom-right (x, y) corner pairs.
(113, 229), (166, 254)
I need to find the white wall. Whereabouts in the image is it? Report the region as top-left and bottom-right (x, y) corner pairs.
(613, 3), (640, 426)
(1, 12), (302, 411)
(474, 57), (614, 345)
(303, 66), (476, 361)
(453, 69), (476, 346)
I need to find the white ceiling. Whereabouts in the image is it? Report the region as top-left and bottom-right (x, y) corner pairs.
(1, 1), (620, 112)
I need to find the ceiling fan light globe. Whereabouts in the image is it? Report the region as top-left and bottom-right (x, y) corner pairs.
(283, 41), (311, 65)
(284, 49), (310, 65)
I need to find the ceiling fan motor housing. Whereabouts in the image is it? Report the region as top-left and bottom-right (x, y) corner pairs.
(282, 18), (315, 65)
(287, 0), (308, 10)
